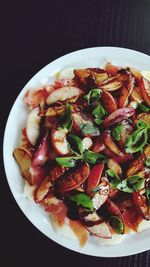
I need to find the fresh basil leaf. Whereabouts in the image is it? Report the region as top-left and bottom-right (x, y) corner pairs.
(56, 156), (81, 167)
(67, 134), (83, 155)
(109, 216), (124, 234)
(106, 169), (121, 189)
(92, 104), (107, 125)
(112, 125), (123, 141)
(117, 179), (133, 193)
(117, 175), (145, 193)
(84, 89), (102, 105)
(81, 123), (100, 136)
(83, 150), (106, 165)
(139, 103), (150, 112)
(58, 103), (72, 131)
(145, 156), (150, 167)
(125, 127), (148, 154)
(69, 193), (94, 210)
(127, 175), (145, 191)
(146, 189), (150, 203)
(137, 120), (149, 129)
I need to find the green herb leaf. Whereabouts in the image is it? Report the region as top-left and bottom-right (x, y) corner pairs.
(56, 156), (81, 167)
(106, 169), (121, 189)
(58, 103), (72, 131)
(67, 134), (83, 155)
(84, 89), (102, 105)
(146, 189), (150, 203)
(117, 175), (145, 193)
(112, 125), (123, 141)
(83, 150), (106, 165)
(145, 156), (150, 167)
(92, 104), (107, 125)
(125, 120), (149, 154)
(69, 193), (94, 210)
(139, 103), (150, 112)
(109, 216), (124, 234)
(81, 123), (100, 136)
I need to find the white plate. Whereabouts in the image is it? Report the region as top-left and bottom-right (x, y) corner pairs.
(3, 47), (150, 257)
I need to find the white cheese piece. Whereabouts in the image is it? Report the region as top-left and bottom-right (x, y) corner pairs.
(51, 217), (77, 240)
(141, 71), (150, 82)
(137, 220), (150, 232)
(23, 180), (36, 202)
(97, 233), (124, 245)
(56, 68), (74, 80)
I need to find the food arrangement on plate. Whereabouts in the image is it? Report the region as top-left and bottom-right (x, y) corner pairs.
(13, 62), (150, 247)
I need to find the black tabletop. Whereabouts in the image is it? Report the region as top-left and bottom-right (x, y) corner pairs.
(1, 0), (150, 266)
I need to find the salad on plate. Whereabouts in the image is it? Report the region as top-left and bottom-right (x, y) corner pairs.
(13, 62), (150, 247)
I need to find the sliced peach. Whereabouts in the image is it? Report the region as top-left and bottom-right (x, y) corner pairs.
(32, 132), (50, 167)
(126, 154), (146, 177)
(86, 163), (104, 194)
(45, 105), (65, 117)
(144, 145), (150, 157)
(91, 137), (106, 153)
(35, 165), (67, 202)
(101, 91), (117, 114)
(94, 72), (108, 85)
(129, 67), (141, 82)
(72, 112), (100, 137)
(56, 162), (90, 193)
(23, 87), (50, 109)
(131, 86), (143, 103)
(104, 199), (124, 226)
(102, 108), (135, 129)
(137, 112), (150, 127)
(140, 77), (150, 106)
(102, 130), (124, 156)
(86, 221), (111, 238)
(26, 107), (41, 146)
(104, 63), (120, 76)
(13, 147), (32, 185)
(51, 128), (69, 155)
(100, 78), (123, 91)
(74, 68), (91, 85)
(119, 77), (135, 108)
(30, 166), (47, 186)
(46, 86), (84, 105)
(103, 148), (132, 164)
(107, 158), (122, 176)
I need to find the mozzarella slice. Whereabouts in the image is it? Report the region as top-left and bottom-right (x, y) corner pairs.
(141, 71), (150, 82)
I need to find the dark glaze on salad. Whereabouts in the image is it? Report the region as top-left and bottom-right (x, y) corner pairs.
(13, 63), (150, 247)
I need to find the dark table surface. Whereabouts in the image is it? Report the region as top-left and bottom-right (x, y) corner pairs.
(1, 0), (150, 266)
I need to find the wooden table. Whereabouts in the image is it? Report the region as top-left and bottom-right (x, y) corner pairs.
(1, 0), (150, 266)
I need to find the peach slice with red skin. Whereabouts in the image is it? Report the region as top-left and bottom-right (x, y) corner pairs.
(119, 77), (135, 108)
(13, 147), (32, 185)
(34, 165), (67, 203)
(32, 131), (50, 167)
(102, 130), (124, 156)
(107, 158), (122, 176)
(56, 162), (90, 193)
(91, 137), (106, 153)
(46, 86), (84, 105)
(86, 163), (104, 194)
(139, 77), (150, 106)
(26, 107), (41, 146)
(101, 91), (117, 114)
(51, 128), (70, 156)
(104, 63), (120, 76)
(102, 108), (135, 129)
